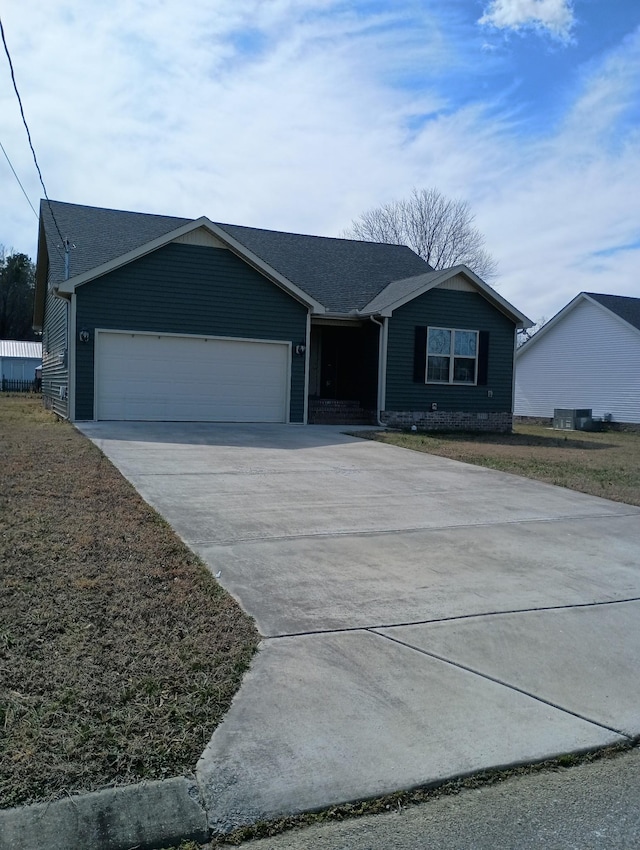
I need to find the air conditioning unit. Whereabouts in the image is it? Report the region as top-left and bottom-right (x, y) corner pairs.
(553, 408), (592, 430)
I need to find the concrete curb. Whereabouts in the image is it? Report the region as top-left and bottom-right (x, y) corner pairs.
(0, 777), (209, 850)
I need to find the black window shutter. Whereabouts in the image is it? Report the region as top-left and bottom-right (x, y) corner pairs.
(477, 331), (489, 385)
(413, 326), (427, 382)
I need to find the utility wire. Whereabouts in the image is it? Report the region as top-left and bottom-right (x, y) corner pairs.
(0, 14), (65, 246)
(0, 138), (38, 218)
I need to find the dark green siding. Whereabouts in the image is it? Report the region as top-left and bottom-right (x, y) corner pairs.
(42, 290), (69, 418)
(74, 243), (308, 421)
(385, 289), (516, 412)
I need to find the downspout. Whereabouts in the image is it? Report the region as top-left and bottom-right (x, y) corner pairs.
(369, 315), (387, 427)
(303, 310), (311, 424)
(511, 325), (518, 429)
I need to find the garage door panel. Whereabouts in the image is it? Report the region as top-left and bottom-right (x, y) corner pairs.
(96, 332), (289, 421)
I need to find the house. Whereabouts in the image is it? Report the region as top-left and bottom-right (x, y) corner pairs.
(0, 339), (42, 388)
(33, 200), (531, 430)
(515, 292), (640, 426)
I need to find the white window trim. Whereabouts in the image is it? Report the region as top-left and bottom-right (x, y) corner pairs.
(426, 326), (479, 386)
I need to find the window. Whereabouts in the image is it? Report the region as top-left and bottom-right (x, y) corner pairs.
(426, 327), (478, 384)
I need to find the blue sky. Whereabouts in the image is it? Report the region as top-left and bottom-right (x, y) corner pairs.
(1, 0), (638, 322)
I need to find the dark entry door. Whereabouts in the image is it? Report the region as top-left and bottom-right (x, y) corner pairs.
(320, 328), (340, 398)
(319, 326), (370, 401)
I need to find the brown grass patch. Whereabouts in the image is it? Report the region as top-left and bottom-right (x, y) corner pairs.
(361, 424), (640, 506)
(0, 395), (259, 809)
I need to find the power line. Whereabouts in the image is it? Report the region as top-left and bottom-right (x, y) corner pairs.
(0, 14), (65, 245)
(0, 138), (38, 218)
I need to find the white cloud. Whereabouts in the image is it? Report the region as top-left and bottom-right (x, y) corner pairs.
(479, 0), (575, 41)
(0, 1), (449, 239)
(473, 29), (640, 320)
(0, 1), (638, 325)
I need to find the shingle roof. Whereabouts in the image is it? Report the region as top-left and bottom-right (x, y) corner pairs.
(41, 201), (191, 285)
(585, 292), (640, 332)
(0, 340), (42, 359)
(40, 201), (433, 313)
(216, 223), (432, 312)
(363, 269), (447, 314)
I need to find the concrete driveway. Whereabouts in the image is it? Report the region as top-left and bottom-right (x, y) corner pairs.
(79, 422), (640, 832)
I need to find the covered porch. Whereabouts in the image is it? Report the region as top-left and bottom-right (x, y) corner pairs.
(307, 318), (380, 424)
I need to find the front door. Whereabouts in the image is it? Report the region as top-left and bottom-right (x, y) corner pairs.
(311, 324), (379, 406)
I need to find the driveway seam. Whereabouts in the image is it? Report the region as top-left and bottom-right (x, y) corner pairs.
(191, 510), (640, 547)
(260, 595), (640, 640)
(368, 628), (633, 741)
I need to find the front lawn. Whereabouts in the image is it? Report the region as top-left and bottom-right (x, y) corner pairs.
(0, 395), (259, 809)
(362, 424), (640, 507)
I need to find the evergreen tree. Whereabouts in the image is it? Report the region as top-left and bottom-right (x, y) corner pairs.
(0, 248), (37, 340)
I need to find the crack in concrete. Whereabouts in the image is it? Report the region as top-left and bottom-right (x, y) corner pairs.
(262, 595), (640, 640)
(368, 628), (633, 741)
(191, 511), (640, 548)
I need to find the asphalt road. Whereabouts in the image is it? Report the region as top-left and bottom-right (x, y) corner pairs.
(244, 747), (640, 850)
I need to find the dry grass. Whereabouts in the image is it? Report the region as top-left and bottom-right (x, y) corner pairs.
(0, 395), (259, 809)
(362, 424), (640, 507)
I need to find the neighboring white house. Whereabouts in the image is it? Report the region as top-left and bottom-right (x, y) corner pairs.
(0, 340), (42, 384)
(515, 292), (640, 425)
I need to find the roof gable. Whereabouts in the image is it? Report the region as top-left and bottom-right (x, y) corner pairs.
(39, 205), (325, 312)
(364, 265), (532, 328)
(584, 292), (640, 333)
(517, 292), (640, 358)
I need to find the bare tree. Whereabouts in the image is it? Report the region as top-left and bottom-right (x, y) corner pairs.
(342, 187), (498, 281)
(517, 317), (547, 347)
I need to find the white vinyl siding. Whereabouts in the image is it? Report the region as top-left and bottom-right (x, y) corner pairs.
(95, 331), (290, 422)
(515, 298), (640, 424)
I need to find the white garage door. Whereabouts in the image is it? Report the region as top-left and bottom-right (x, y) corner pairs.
(95, 331), (290, 421)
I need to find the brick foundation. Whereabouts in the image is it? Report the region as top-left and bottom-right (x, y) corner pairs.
(308, 398), (378, 425)
(381, 410), (513, 433)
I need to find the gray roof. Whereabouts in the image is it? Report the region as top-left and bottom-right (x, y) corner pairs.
(363, 269), (447, 314)
(41, 200), (191, 285)
(40, 201), (433, 313)
(586, 292), (640, 332)
(216, 222), (432, 312)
